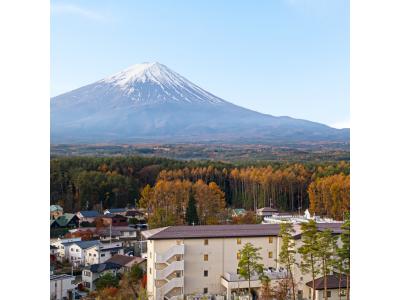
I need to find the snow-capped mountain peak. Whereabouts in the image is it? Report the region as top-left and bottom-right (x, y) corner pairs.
(100, 62), (225, 105)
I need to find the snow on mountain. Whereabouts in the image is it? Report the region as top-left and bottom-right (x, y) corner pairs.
(99, 62), (225, 105)
(51, 62), (349, 144)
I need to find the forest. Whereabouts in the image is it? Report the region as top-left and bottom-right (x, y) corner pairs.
(51, 156), (349, 225)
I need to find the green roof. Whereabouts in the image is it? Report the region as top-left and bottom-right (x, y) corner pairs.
(55, 213), (76, 227)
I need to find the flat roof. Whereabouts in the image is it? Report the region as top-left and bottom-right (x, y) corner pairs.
(143, 224), (282, 240)
(50, 274), (75, 281)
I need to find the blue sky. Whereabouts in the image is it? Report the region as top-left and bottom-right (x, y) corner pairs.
(51, 0), (349, 128)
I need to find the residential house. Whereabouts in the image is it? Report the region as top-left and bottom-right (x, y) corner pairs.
(100, 214), (128, 227)
(67, 226), (138, 246)
(50, 205), (64, 220)
(51, 237), (82, 262)
(64, 240), (100, 266)
(76, 210), (101, 223)
(82, 262), (122, 291)
(256, 207), (278, 218)
(85, 241), (124, 265)
(54, 213), (79, 228)
(50, 274), (75, 300)
(105, 254), (146, 272)
(143, 223), (343, 300)
(104, 208), (127, 215)
(304, 274), (349, 300)
(126, 209), (146, 221)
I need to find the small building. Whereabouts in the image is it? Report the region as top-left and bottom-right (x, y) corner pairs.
(51, 237), (82, 262)
(304, 274), (349, 300)
(105, 254), (146, 272)
(82, 262), (122, 291)
(50, 274), (75, 300)
(100, 214), (128, 227)
(126, 209), (146, 221)
(256, 207), (278, 218)
(104, 208), (127, 215)
(77, 210), (101, 223)
(64, 240), (101, 266)
(54, 213), (80, 228)
(50, 205), (64, 220)
(85, 241), (124, 265)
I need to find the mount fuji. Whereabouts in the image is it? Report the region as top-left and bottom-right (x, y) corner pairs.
(51, 62), (349, 144)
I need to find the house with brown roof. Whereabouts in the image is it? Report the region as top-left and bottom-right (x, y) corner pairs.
(304, 274), (349, 300)
(105, 254), (146, 271)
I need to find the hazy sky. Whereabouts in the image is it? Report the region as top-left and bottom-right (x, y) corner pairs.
(51, 0), (349, 128)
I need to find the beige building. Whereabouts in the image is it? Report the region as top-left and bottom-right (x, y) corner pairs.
(143, 223), (344, 300)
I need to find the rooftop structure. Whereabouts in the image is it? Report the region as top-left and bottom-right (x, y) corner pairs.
(261, 209), (343, 224)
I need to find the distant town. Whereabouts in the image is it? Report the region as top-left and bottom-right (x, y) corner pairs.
(50, 205), (349, 300)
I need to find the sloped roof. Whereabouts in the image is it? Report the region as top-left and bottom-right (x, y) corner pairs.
(306, 274), (348, 290)
(105, 255), (141, 266)
(144, 224), (281, 240)
(84, 262), (121, 273)
(50, 205), (63, 212)
(105, 208), (126, 214)
(55, 213), (78, 227)
(257, 207), (278, 213)
(78, 210), (100, 218)
(66, 240), (100, 249)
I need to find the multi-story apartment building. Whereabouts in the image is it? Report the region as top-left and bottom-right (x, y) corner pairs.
(143, 223), (343, 300)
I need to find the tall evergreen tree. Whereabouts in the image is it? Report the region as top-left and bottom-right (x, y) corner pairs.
(185, 191), (199, 225)
(337, 212), (350, 300)
(298, 220), (320, 300)
(238, 242), (265, 296)
(316, 229), (338, 300)
(278, 223), (297, 300)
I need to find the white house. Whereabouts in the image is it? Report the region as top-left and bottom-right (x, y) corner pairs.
(64, 240), (100, 266)
(51, 237), (82, 261)
(85, 241), (124, 265)
(50, 274), (75, 300)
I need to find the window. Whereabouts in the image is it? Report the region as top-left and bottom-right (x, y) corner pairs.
(89, 253), (92, 256)
(101, 254), (105, 257)
(149, 267), (152, 274)
(204, 254), (208, 261)
(340, 290), (346, 296)
(94, 254), (96, 257)
(268, 237), (273, 243)
(204, 270), (208, 277)
(203, 288), (208, 294)
(268, 251), (273, 258)
(150, 252), (152, 259)
(237, 252), (241, 260)
(236, 268), (240, 274)
(237, 238), (241, 245)
(324, 291), (331, 298)
(204, 239), (208, 245)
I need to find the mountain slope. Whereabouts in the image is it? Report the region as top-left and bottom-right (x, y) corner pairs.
(51, 62), (349, 144)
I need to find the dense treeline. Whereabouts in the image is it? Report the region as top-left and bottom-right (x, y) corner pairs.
(50, 157), (349, 220)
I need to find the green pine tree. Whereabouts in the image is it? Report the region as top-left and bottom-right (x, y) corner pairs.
(238, 242), (265, 296)
(316, 229), (338, 300)
(186, 192), (199, 225)
(337, 212), (350, 300)
(298, 220), (320, 300)
(278, 222), (297, 300)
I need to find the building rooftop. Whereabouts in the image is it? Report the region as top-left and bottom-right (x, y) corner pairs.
(78, 210), (101, 218)
(306, 274), (348, 290)
(105, 254), (144, 266)
(105, 208), (126, 214)
(143, 224), (282, 240)
(50, 274), (75, 281)
(84, 262), (121, 273)
(55, 213), (77, 227)
(62, 240), (100, 249)
(257, 207), (278, 213)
